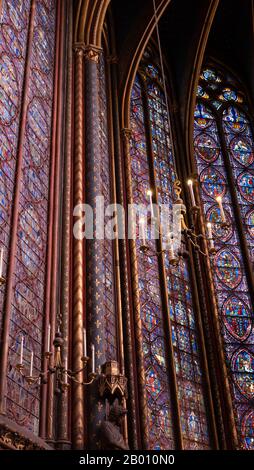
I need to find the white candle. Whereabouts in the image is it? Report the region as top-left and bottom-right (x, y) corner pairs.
(91, 344), (95, 373)
(140, 217), (146, 246)
(47, 324), (51, 352)
(167, 234), (175, 260)
(169, 240), (175, 260)
(216, 196), (226, 223)
(0, 248), (3, 278)
(147, 190), (154, 219)
(187, 180), (196, 207)
(83, 328), (87, 357)
(30, 351), (33, 377)
(207, 222), (215, 250)
(20, 336), (24, 365)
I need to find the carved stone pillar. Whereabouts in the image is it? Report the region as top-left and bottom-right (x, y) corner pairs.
(57, 0), (73, 450)
(72, 43), (85, 450)
(84, 45), (106, 449)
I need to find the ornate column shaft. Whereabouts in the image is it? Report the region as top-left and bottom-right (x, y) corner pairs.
(121, 128), (149, 450)
(84, 45), (106, 449)
(57, 0), (73, 449)
(72, 43), (85, 450)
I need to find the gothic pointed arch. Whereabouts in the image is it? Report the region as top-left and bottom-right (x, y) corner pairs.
(193, 63), (254, 450)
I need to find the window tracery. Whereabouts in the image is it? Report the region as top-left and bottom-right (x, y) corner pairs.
(194, 66), (254, 449)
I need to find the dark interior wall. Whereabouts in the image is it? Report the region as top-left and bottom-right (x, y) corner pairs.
(111, 0), (254, 121)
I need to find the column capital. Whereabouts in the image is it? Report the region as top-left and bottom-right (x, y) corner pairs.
(73, 42), (85, 56)
(84, 45), (102, 63)
(121, 128), (132, 140)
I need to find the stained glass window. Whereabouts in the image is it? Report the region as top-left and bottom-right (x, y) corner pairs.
(130, 55), (212, 449)
(98, 51), (117, 361)
(0, 0), (57, 434)
(194, 66), (254, 449)
(0, 0), (31, 332)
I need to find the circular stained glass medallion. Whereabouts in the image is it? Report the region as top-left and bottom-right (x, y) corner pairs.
(222, 296), (252, 341)
(230, 137), (254, 166)
(246, 209), (254, 238)
(215, 249), (242, 289)
(206, 205), (233, 241)
(231, 349), (254, 399)
(194, 133), (219, 163)
(237, 171), (254, 203)
(200, 167), (226, 199)
(242, 411), (254, 450)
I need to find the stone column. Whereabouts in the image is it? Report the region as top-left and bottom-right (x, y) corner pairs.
(84, 45), (106, 449)
(72, 43), (85, 450)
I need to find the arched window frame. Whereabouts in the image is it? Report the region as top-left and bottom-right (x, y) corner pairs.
(129, 48), (217, 450)
(194, 61), (254, 450)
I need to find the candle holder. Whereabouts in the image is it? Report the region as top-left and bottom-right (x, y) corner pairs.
(139, 179), (232, 265)
(139, 244), (149, 254)
(15, 331), (99, 393)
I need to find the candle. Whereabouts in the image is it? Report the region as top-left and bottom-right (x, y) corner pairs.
(207, 222), (215, 251)
(140, 217), (146, 246)
(169, 238), (175, 260)
(83, 328), (87, 357)
(0, 248), (3, 278)
(20, 336), (24, 365)
(167, 233), (175, 259)
(216, 196), (226, 223)
(147, 190), (154, 219)
(47, 324), (51, 352)
(91, 344), (95, 374)
(187, 179), (196, 207)
(30, 351), (33, 377)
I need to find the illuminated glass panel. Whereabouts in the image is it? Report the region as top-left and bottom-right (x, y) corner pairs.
(194, 69), (254, 448)
(0, 0), (31, 332)
(130, 61), (211, 449)
(5, 0), (57, 434)
(146, 68), (210, 450)
(222, 107), (254, 261)
(98, 52), (117, 360)
(130, 76), (175, 450)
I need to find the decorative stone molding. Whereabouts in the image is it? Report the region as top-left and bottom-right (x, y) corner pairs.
(84, 45), (102, 63)
(73, 42), (85, 55)
(121, 128), (132, 141)
(0, 415), (52, 450)
(98, 361), (128, 399)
